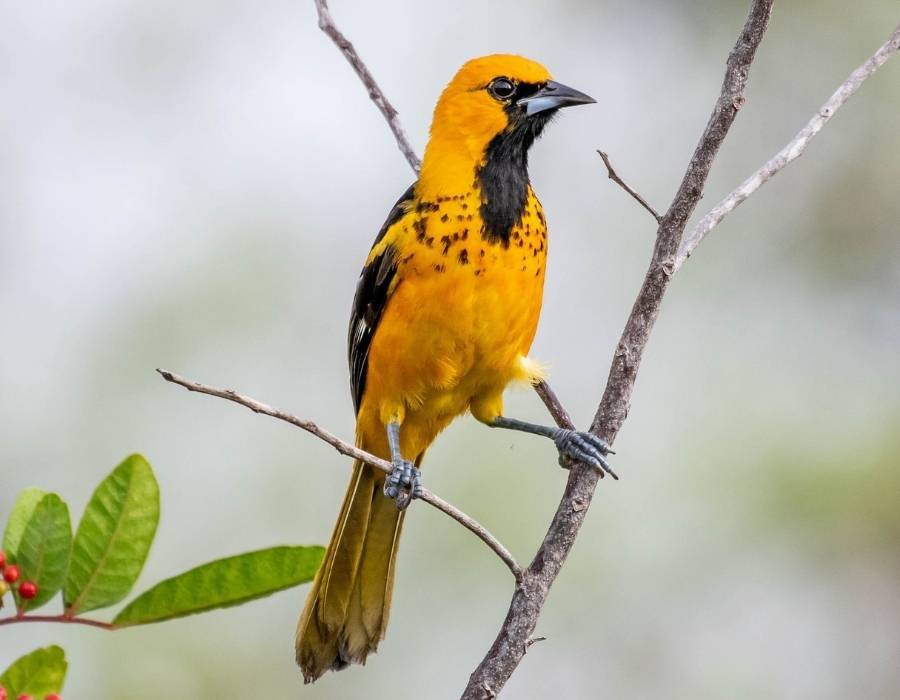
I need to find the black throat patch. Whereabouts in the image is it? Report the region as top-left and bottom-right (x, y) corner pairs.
(476, 91), (554, 244)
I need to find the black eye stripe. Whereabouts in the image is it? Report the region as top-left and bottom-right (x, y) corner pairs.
(513, 82), (543, 100)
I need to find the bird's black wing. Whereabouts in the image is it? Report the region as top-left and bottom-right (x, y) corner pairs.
(348, 184), (416, 414)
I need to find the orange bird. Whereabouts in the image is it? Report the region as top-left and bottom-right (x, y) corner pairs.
(296, 54), (612, 682)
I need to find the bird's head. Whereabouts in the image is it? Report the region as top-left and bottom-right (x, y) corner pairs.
(420, 54), (595, 195)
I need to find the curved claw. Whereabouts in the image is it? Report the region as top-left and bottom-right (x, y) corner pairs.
(383, 459), (423, 509)
(554, 429), (618, 480)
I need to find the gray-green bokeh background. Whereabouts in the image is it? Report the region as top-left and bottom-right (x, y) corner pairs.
(2, 1), (899, 697)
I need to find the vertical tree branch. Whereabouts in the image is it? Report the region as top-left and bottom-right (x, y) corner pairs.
(460, 2), (775, 697)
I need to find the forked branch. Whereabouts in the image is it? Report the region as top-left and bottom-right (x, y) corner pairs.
(303, 2), (898, 697)
(463, 2), (775, 696)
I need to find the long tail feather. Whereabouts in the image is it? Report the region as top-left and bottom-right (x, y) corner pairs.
(296, 458), (405, 683)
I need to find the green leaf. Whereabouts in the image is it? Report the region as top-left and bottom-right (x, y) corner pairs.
(0, 645), (67, 697)
(63, 454), (160, 615)
(3, 488), (46, 560)
(113, 545), (325, 627)
(14, 494), (72, 612)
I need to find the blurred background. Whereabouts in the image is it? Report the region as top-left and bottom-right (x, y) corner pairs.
(2, 0), (899, 697)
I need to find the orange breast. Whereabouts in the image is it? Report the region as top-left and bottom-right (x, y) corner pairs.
(357, 188), (548, 457)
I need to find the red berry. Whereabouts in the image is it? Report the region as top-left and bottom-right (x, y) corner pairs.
(46, 696), (62, 700)
(16, 695), (32, 700)
(0, 550), (6, 567)
(18, 580), (38, 600)
(0, 685), (6, 700)
(2, 565), (19, 583)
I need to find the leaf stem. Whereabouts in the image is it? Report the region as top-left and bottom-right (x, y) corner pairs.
(0, 614), (115, 630)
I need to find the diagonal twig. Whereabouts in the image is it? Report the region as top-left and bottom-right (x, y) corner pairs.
(313, 0), (421, 173)
(597, 150), (662, 223)
(532, 380), (575, 430)
(674, 22), (900, 271)
(157, 369), (521, 580)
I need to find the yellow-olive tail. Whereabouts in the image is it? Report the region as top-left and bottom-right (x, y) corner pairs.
(296, 459), (404, 683)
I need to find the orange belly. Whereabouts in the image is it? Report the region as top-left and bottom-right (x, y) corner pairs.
(357, 190), (548, 458)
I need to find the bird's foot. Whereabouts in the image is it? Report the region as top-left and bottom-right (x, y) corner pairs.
(383, 458), (423, 510)
(553, 429), (617, 479)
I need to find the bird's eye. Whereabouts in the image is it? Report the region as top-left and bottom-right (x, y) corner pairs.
(488, 78), (516, 101)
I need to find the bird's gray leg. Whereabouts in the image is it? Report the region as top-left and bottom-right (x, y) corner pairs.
(491, 416), (617, 479)
(383, 421), (423, 509)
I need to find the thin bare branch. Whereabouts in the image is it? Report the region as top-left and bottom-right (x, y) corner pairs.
(532, 380), (575, 430)
(461, 2), (775, 696)
(157, 369), (521, 580)
(313, 0), (421, 173)
(674, 22), (900, 271)
(158, 369), (388, 467)
(597, 150), (662, 223)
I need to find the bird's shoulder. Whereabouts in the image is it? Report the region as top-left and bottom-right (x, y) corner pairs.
(348, 183), (417, 412)
(364, 184), (418, 266)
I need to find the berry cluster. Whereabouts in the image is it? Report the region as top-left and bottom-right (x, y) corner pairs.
(1, 552), (63, 699)
(0, 550), (40, 606)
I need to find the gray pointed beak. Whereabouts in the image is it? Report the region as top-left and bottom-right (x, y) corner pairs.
(517, 80), (596, 116)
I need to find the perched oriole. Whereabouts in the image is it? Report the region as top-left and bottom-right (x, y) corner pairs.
(296, 54), (612, 682)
